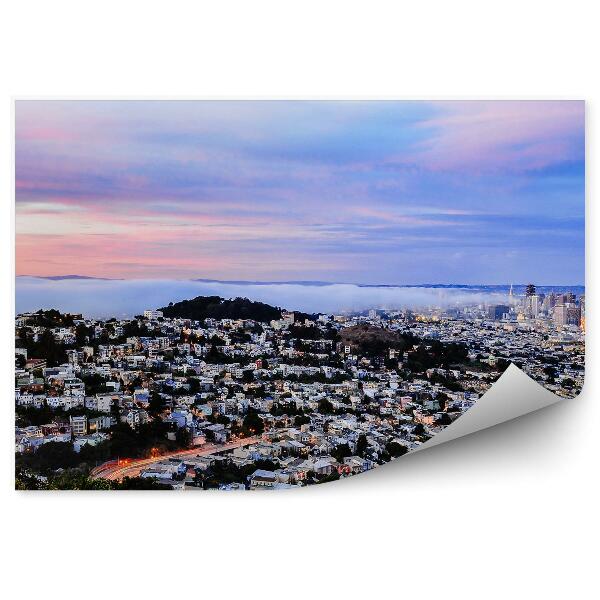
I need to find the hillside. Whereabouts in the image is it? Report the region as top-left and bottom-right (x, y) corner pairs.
(339, 324), (416, 355)
(159, 296), (284, 323)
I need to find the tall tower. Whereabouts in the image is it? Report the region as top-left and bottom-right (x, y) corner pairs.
(524, 284), (538, 318)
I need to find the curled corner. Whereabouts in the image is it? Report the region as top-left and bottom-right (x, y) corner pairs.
(413, 364), (562, 453)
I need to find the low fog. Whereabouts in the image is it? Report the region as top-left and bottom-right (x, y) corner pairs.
(15, 277), (510, 319)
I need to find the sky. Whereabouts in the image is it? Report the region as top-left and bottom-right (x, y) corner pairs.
(15, 100), (585, 285)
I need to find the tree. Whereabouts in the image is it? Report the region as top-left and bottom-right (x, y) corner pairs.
(81, 373), (108, 395)
(108, 422), (140, 457)
(47, 472), (114, 490)
(16, 441), (79, 474)
(242, 409), (264, 435)
(413, 423), (426, 436)
(215, 413), (230, 426)
(110, 398), (121, 422)
(294, 414), (311, 427)
(316, 471), (340, 484)
(148, 392), (166, 415)
(15, 468), (44, 490)
(187, 377), (201, 394)
(436, 412), (452, 426)
(332, 443), (351, 463)
(25, 329), (68, 367)
(175, 427), (193, 449)
(318, 398), (334, 414)
(16, 403), (58, 427)
(75, 323), (94, 345)
(356, 434), (369, 457)
(385, 441), (408, 458)
(78, 440), (112, 463)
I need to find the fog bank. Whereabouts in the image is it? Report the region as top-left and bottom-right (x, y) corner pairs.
(16, 277), (511, 319)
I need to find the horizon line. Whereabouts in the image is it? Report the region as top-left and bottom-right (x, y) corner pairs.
(15, 274), (585, 288)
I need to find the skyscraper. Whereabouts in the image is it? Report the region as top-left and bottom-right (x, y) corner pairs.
(488, 304), (510, 320)
(554, 304), (581, 327)
(543, 292), (557, 313)
(554, 304), (568, 327)
(525, 294), (540, 318)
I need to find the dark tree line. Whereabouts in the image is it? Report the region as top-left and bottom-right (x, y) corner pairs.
(160, 295), (316, 323)
(16, 328), (68, 367)
(160, 296), (283, 323)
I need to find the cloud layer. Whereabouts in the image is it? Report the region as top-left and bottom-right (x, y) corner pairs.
(16, 277), (517, 319)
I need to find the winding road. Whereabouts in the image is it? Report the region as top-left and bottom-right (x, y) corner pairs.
(90, 436), (260, 481)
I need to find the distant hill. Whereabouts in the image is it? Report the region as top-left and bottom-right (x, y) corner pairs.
(159, 296), (283, 323)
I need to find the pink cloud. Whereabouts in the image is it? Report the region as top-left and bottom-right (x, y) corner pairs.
(409, 101), (584, 172)
(16, 232), (231, 279)
(16, 126), (75, 143)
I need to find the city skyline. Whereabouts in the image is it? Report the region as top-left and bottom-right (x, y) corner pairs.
(16, 100), (585, 284)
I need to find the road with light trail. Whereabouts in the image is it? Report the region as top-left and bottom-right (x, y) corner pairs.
(90, 436), (260, 481)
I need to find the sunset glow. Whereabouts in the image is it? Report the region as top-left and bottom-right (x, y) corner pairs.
(16, 101), (585, 284)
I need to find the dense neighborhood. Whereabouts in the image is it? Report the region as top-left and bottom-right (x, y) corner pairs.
(15, 287), (584, 490)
